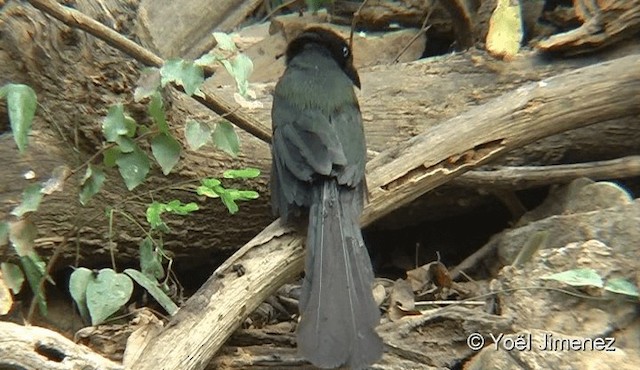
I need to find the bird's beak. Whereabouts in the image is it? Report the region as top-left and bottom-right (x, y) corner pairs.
(345, 63), (361, 89)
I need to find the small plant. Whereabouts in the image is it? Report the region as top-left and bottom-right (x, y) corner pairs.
(542, 268), (639, 299)
(1, 31), (261, 324)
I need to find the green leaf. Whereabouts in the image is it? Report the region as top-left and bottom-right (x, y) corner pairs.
(213, 32), (237, 52)
(69, 267), (93, 322)
(86, 269), (133, 325)
(212, 121), (239, 157)
(221, 59), (234, 79)
(20, 252), (47, 316)
(184, 120), (212, 150)
(102, 104), (128, 142)
(139, 237), (164, 280)
(123, 115), (137, 137)
(201, 178), (221, 188)
(196, 185), (219, 198)
(116, 147), (150, 190)
(124, 269), (178, 316)
(146, 200), (198, 230)
(164, 200), (199, 215)
(604, 278), (639, 298)
(146, 202), (166, 230)
(11, 183), (44, 217)
(151, 133), (181, 175)
(223, 188), (259, 213)
(3, 84), (37, 153)
(79, 165), (106, 205)
(149, 92), (169, 134)
(230, 54), (253, 97)
(116, 136), (136, 153)
(223, 168), (260, 179)
(194, 53), (217, 66)
(197, 178), (223, 198)
(159, 59), (182, 86)
(160, 59), (204, 96)
(541, 268), (604, 288)
(233, 190), (259, 201)
(219, 191), (239, 214)
(180, 62), (205, 97)
(9, 220), (37, 256)
(103, 146), (122, 167)
(0, 222), (8, 248)
(1, 262), (25, 294)
(134, 67), (162, 101)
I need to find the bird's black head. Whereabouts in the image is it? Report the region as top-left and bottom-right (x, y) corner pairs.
(285, 27), (361, 89)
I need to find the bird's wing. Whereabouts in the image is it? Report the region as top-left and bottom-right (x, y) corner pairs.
(271, 92), (359, 216)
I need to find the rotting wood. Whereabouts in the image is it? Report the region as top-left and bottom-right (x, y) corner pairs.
(129, 54), (640, 370)
(0, 321), (122, 370)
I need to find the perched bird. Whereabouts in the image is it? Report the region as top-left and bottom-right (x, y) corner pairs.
(270, 27), (383, 369)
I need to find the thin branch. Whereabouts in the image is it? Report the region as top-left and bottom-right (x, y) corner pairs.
(452, 156), (640, 189)
(27, 0), (272, 144)
(350, 0), (372, 47)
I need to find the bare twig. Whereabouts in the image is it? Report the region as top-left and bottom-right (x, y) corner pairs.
(27, 0), (272, 143)
(392, 0), (435, 63)
(349, 0), (372, 47)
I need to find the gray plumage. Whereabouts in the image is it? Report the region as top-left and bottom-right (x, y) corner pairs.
(270, 28), (383, 369)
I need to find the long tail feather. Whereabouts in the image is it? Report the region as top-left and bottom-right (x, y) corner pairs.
(298, 180), (382, 369)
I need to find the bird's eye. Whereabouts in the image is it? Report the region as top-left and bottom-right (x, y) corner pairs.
(342, 45), (349, 58)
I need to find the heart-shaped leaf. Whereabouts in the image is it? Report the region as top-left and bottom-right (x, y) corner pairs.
(86, 269), (133, 325)
(69, 267), (93, 322)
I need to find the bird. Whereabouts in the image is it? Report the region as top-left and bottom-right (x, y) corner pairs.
(270, 27), (383, 369)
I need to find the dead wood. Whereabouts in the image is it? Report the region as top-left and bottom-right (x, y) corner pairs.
(361, 53), (640, 225)
(454, 155), (640, 190)
(537, 0), (640, 55)
(128, 55), (640, 370)
(0, 321), (122, 370)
